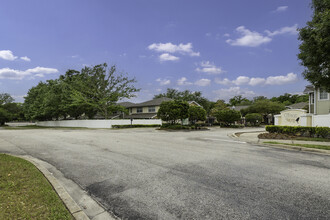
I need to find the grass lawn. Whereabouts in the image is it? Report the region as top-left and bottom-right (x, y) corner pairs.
(263, 141), (330, 151)
(0, 154), (73, 219)
(3, 125), (89, 130)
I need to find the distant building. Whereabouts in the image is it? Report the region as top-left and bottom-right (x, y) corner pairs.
(117, 98), (201, 119)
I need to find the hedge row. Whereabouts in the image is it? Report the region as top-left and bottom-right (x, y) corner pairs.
(112, 124), (161, 128)
(266, 125), (330, 138)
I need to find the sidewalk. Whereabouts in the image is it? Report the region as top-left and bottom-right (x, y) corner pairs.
(234, 131), (330, 155)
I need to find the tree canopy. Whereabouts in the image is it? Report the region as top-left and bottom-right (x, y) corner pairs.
(157, 100), (189, 124)
(24, 63), (139, 120)
(154, 88), (211, 114)
(298, 0), (330, 90)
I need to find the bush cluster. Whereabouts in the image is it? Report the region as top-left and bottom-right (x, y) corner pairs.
(112, 124), (161, 128)
(266, 125), (330, 138)
(160, 124), (205, 130)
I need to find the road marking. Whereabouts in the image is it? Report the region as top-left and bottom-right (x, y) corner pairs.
(203, 138), (247, 144)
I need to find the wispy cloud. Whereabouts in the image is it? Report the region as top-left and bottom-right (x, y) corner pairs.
(215, 73), (298, 86)
(226, 24), (298, 47)
(213, 87), (255, 100)
(274, 6), (288, 13)
(159, 53), (179, 62)
(177, 77), (193, 86)
(195, 78), (211, 86)
(20, 56), (31, 62)
(0, 50), (18, 61)
(195, 61), (224, 75)
(226, 26), (272, 47)
(156, 78), (171, 86)
(265, 24), (298, 37)
(0, 66), (59, 80)
(148, 42), (200, 56)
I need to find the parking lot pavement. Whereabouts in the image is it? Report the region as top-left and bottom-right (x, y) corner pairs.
(0, 127), (330, 219)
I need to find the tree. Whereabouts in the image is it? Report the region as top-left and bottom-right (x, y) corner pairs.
(240, 100), (285, 124)
(157, 100), (189, 124)
(214, 109), (241, 127)
(229, 95), (252, 106)
(298, 0), (330, 90)
(0, 93), (14, 105)
(210, 99), (228, 116)
(154, 88), (211, 114)
(245, 113), (262, 126)
(188, 106), (206, 124)
(0, 108), (11, 126)
(71, 63), (139, 119)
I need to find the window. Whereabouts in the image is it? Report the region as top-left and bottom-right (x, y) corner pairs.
(148, 106), (155, 113)
(319, 88), (329, 100)
(310, 93), (314, 104)
(137, 107), (143, 113)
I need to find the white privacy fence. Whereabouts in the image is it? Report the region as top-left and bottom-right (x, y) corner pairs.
(36, 119), (162, 128)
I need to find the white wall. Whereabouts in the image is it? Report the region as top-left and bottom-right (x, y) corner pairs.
(37, 119), (162, 128)
(312, 114), (330, 127)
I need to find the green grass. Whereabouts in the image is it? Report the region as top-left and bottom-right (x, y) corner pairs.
(4, 125), (89, 130)
(0, 154), (73, 219)
(263, 141), (330, 151)
(293, 137), (330, 142)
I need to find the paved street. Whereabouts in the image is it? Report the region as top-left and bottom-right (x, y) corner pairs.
(0, 127), (329, 219)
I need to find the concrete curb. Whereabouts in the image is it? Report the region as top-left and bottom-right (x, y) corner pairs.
(15, 155), (90, 220)
(232, 132), (330, 156)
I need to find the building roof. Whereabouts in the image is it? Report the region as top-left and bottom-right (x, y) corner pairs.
(132, 97), (173, 107)
(123, 113), (157, 119)
(304, 85), (314, 94)
(117, 101), (135, 108)
(286, 102), (308, 109)
(231, 105), (250, 111)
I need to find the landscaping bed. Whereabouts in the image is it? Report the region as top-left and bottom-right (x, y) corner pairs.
(258, 132), (330, 142)
(0, 154), (73, 219)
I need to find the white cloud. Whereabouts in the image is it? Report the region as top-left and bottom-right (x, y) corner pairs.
(148, 42), (200, 56)
(226, 26), (272, 47)
(177, 77), (193, 86)
(233, 76), (250, 85)
(215, 78), (232, 85)
(274, 6), (288, 13)
(195, 61), (223, 75)
(195, 78), (211, 87)
(0, 50), (18, 61)
(249, 77), (266, 86)
(214, 73), (298, 86)
(223, 33), (230, 37)
(0, 66), (59, 80)
(265, 24), (298, 37)
(156, 78), (171, 86)
(159, 53), (180, 62)
(205, 33), (212, 37)
(20, 56), (31, 62)
(265, 72), (298, 85)
(213, 87), (255, 100)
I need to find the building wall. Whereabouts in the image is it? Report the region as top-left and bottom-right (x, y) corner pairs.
(37, 119), (162, 128)
(130, 106), (160, 114)
(315, 89), (330, 114)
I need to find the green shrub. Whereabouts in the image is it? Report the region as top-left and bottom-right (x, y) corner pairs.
(265, 125), (330, 138)
(112, 124), (161, 128)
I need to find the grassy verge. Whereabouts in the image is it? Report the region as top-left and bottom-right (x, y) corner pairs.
(4, 125), (89, 130)
(0, 154), (73, 219)
(263, 141), (330, 151)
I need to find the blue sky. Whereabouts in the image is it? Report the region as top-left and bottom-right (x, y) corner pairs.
(0, 0), (312, 103)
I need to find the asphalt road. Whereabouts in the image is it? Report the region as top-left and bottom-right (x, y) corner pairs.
(0, 127), (329, 219)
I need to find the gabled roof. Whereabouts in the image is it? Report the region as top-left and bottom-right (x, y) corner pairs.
(231, 105), (250, 111)
(117, 101), (135, 108)
(304, 85), (314, 94)
(133, 97), (173, 107)
(286, 102), (308, 109)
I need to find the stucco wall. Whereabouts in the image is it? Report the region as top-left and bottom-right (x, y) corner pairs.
(276, 109), (307, 126)
(37, 119), (162, 128)
(313, 114), (330, 127)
